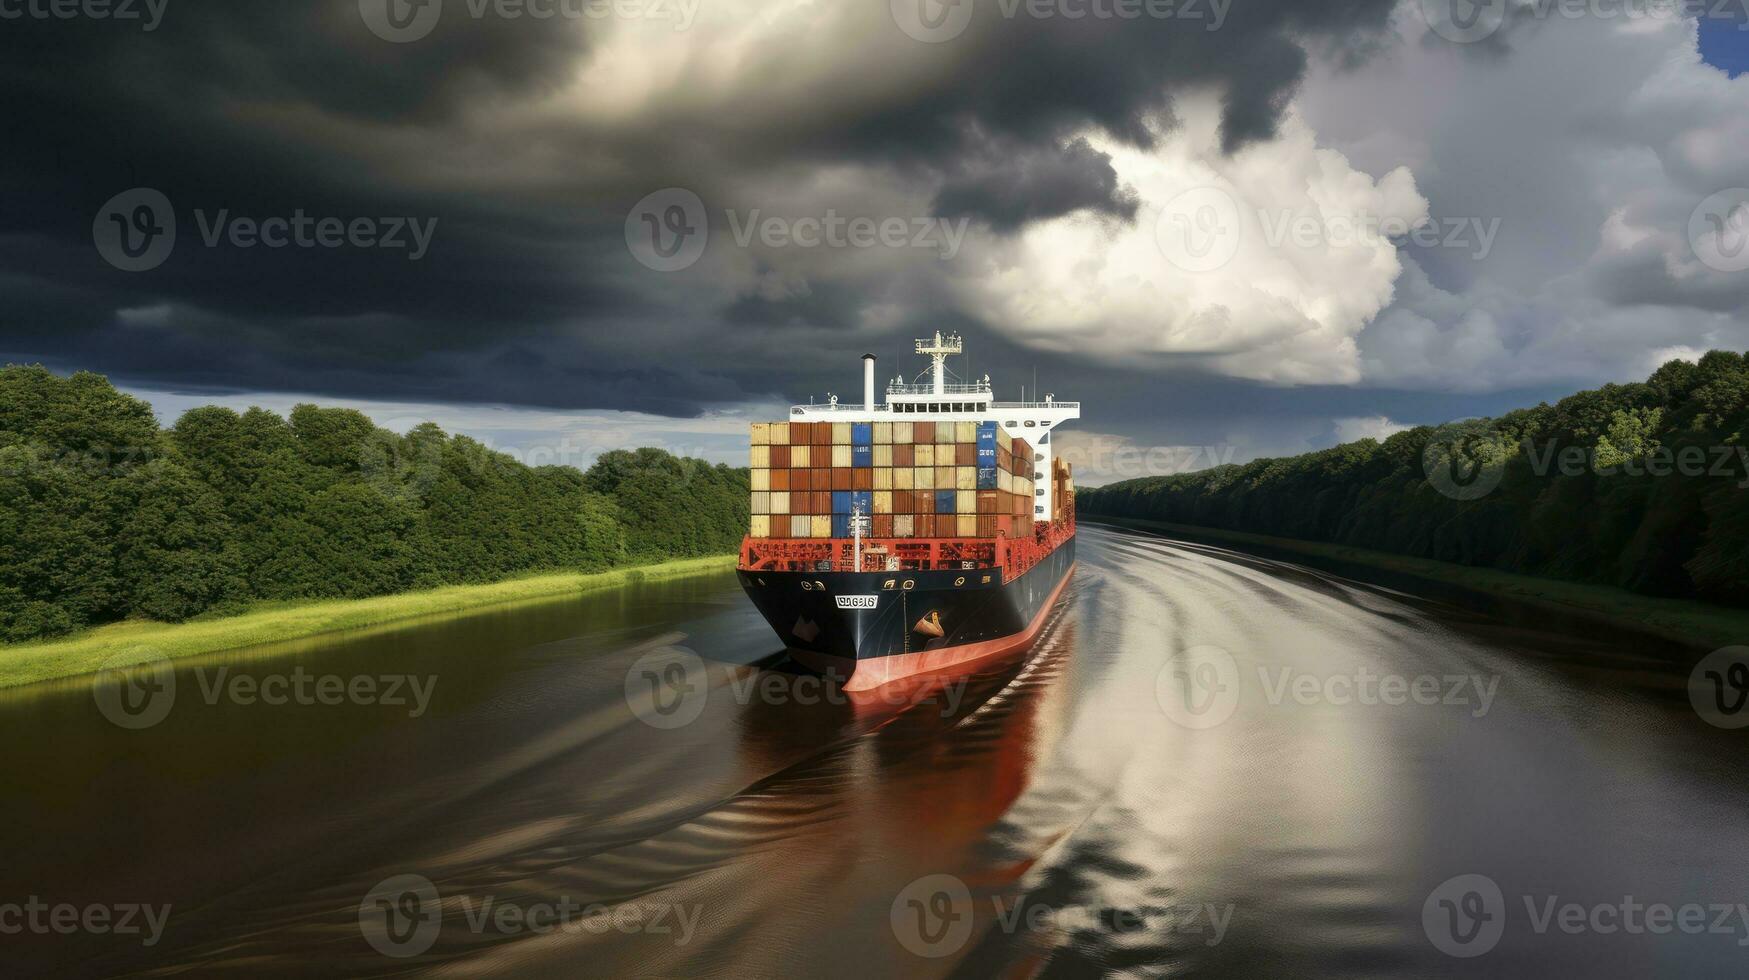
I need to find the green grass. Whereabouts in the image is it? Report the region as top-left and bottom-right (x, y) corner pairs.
(1090, 516), (1749, 650)
(0, 555), (738, 690)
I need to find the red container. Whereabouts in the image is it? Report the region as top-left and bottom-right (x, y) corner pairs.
(812, 491), (831, 514)
(956, 444), (976, 466)
(791, 493), (811, 515)
(812, 423), (832, 445)
(977, 516), (997, 537)
(852, 468), (873, 491)
(790, 422), (811, 444)
(977, 490), (999, 514)
(831, 469), (852, 490)
(769, 511), (789, 535)
(771, 445), (790, 469)
(872, 514), (893, 537)
(913, 421), (935, 443)
(893, 443), (914, 467)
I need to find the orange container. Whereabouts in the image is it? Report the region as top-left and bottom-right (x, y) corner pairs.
(852, 468), (873, 491)
(831, 469), (852, 491)
(873, 514), (893, 537)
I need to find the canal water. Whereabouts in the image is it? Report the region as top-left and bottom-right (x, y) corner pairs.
(3, 524), (1746, 977)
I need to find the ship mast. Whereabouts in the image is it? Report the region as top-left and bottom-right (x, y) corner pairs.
(915, 330), (962, 396)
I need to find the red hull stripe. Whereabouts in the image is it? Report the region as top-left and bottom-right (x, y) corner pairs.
(792, 562), (1077, 692)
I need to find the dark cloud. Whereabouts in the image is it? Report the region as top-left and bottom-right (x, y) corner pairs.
(0, 0), (1399, 416)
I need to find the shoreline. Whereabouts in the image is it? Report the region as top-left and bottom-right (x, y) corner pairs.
(0, 555), (738, 690)
(1086, 516), (1749, 652)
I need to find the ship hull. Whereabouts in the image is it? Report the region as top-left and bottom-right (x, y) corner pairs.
(737, 535), (1075, 691)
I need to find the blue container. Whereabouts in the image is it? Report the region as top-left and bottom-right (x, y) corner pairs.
(851, 422), (873, 445)
(977, 467), (998, 490)
(832, 490), (853, 514)
(852, 490), (873, 513)
(851, 444), (873, 468)
(935, 490), (957, 514)
(831, 514), (851, 539)
(977, 421), (997, 446)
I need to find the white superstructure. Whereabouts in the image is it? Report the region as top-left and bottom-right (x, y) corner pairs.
(790, 333), (1080, 520)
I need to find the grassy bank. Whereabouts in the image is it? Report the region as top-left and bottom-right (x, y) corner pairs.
(1089, 516), (1749, 651)
(0, 555), (737, 690)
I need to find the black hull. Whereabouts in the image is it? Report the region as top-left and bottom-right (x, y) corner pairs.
(737, 535), (1075, 686)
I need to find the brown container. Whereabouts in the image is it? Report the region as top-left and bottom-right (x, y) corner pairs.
(768, 512), (788, 536)
(977, 490), (999, 514)
(790, 422), (811, 444)
(956, 444), (977, 466)
(771, 444), (790, 469)
(831, 469), (852, 491)
(913, 421), (935, 443)
(800, 468), (821, 491)
(791, 492), (811, 515)
(771, 469), (791, 492)
(893, 443), (914, 467)
(812, 491), (831, 514)
(873, 514), (893, 537)
(977, 516), (997, 538)
(812, 423), (832, 446)
(852, 468), (873, 491)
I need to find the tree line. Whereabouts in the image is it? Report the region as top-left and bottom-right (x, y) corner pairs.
(1080, 351), (1749, 607)
(0, 366), (750, 642)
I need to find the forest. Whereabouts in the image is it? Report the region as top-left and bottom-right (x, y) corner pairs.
(1081, 351), (1749, 607)
(0, 366), (750, 642)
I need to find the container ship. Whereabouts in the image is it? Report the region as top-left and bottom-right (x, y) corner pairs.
(737, 333), (1079, 691)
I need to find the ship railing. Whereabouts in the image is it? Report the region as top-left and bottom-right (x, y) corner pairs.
(790, 400), (1079, 414)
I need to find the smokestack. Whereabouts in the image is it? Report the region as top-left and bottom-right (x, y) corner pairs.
(862, 354), (877, 411)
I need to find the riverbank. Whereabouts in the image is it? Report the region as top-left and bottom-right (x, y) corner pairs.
(0, 555), (738, 689)
(1087, 516), (1749, 651)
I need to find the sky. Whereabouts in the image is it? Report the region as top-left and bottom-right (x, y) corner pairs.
(3, 0), (1747, 485)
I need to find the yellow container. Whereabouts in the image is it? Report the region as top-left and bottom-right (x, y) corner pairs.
(770, 491), (789, 513)
(810, 515), (832, 538)
(935, 465), (956, 488)
(914, 444), (935, 467)
(751, 469), (770, 492)
(873, 490), (893, 514)
(832, 422), (851, 445)
(770, 422), (790, 445)
(873, 444), (893, 468)
(997, 426), (1012, 451)
(831, 445), (853, 468)
(873, 422), (893, 444)
(790, 515), (812, 538)
(750, 445), (770, 468)
(999, 470), (1013, 494)
(956, 466), (976, 490)
(750, 422), (770, 447)
(957, 514), (978, 537)
(894, 514), (915, 537)
(955, 421), (976, 443)
(894, 421), (914, 444)
(750, 492), (769, 515)
(873, 467), (893, 490)
(790, 444), (811, 468)
(913, 466), (934, 490)
(894, 467), (914, 489)
(750, 515), (771, 538)
(957, 490), (976, 514)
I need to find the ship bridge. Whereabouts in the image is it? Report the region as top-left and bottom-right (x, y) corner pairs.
(788, 332), (1079, 521)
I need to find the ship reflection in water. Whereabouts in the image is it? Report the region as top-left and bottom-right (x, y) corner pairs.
(4, 525), (1749, 977)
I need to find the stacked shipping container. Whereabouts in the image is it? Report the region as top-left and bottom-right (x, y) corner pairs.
(747, 421), (1039, 539)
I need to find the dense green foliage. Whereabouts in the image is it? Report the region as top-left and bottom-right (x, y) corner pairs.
(1081, 352), (1749, 607)
(0, 366), (749, 642)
